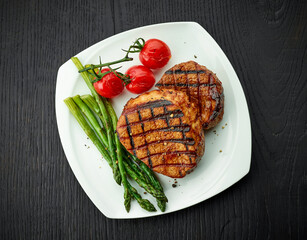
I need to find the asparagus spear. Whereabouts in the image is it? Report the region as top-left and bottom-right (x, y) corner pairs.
(123, 160), (166, 200)
(72, 95), (108, 147)
(129, 153), (167, 211)
(127, 182), (156, 212)
(129, 153), (166, 196)
(102, 98), (132, 212)
(124, 155), (149, 182)
(71, 57), (121, 185)
(64, 97), (113, 169)
(81, 94), (107, 130)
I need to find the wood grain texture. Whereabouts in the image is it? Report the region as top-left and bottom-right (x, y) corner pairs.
(0, 0), (306, 239)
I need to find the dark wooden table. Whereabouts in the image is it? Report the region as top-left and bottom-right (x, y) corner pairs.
(1, 0), (306, 239)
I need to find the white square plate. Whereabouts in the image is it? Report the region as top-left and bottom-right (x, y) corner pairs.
(55, 22), (251, 219)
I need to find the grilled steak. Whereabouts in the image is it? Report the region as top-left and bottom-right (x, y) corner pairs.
(156, 61), (224, 129)
(117, 89), (205, 178)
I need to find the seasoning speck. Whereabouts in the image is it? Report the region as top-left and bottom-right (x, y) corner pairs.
(194, 55), (197, 58)
(222, 126), (225, 129)
(172, 184), (177, 188)
(144, 192), (147, 194)
(225, 123), (228, 126)
(219, 150), (222, 153)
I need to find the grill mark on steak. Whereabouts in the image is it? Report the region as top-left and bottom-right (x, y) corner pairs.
(179, 117), (192, 164)
(139, 151), (197, 160)
(123, 99), (173, 115)
(163, 105), (170, 127)
(119, 125), (191, 139)
(172, 68), (177, 91)
(195, 62), (202, 120)
(138, 109), (153, 168)
(117, 110), (184, 128)
(152, 163), (196, 169)
(185, 66), (191, 102)
(126, 138), (196, 151)
(165, 70), (207, 74)
(155, 83), (216, 87)
(125, 115), (136, 156)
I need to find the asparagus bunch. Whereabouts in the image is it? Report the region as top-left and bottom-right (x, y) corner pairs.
(64, 57), (167, 212)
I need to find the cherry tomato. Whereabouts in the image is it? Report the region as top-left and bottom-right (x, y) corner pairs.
(93, 68), (124, 98)
(125, 65), (155, 94)
(139, 39), (171, 69)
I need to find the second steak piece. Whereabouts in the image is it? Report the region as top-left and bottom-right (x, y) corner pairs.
(116, 89), (205, 178)
(156, 61), (224, 130)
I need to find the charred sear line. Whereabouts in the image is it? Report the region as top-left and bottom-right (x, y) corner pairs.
(126, 138), (196, 151)
(139, 151), (197, 160)
(120, 125), (190, 139)
(196, 64), (202, 118)
(165, 70), (207, 74)
(179, 117), (188, 152)
(125, 115), (136, 155)
(156, 83), (216, 87)
(163, 105), (170, 127)
(125, 99), (173, 114)
(152, 163), (196, 169)
(138, 109), (153, 168)
(185, 66), (191, 103)
(118, 110), (184, 128)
